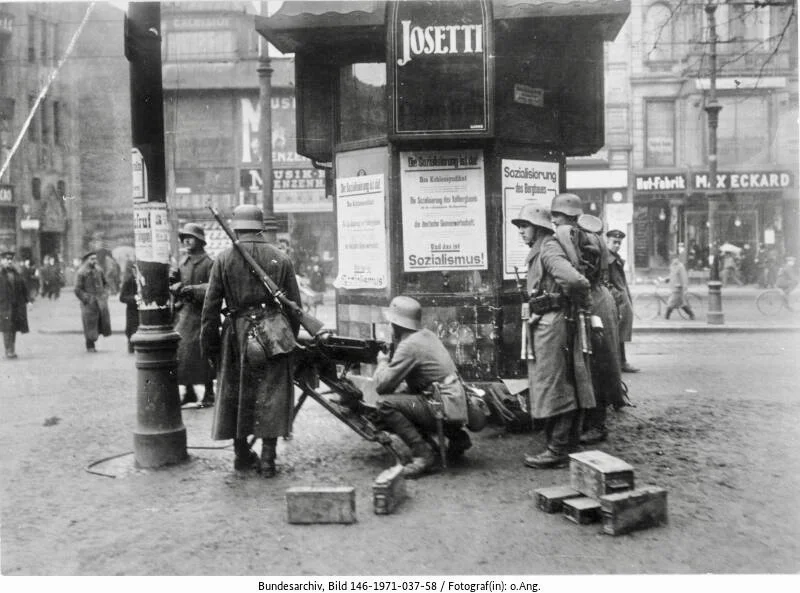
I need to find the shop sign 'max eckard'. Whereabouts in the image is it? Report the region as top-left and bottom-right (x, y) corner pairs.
(390, 0), (492, 138)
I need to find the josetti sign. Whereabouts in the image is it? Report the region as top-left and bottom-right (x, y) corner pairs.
(692, 171), (794, 191)
(390, 0), (491, 137)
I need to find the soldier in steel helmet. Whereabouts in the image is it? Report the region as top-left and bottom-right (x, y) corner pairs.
(549, 193), (627, 447)
(200, 205), (302, 477)
(512, 201), (594, 469)
(170, 222), (216, 407)
(372, 295), (473, 479)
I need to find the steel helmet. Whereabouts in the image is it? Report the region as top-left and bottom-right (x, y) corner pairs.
(385, 296), (422, 331)
(178, 222), (206, 244)
(551, 193), (584, 217)
(231, 204), (264, 231)
(511, 204), (553, 231)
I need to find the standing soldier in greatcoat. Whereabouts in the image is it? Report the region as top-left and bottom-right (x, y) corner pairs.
(170, 223), (216, 407)
(1, 250), (30, 359)
(512, 203), (594, 469)
(549, 194), (626, 446)
(605, 229), (638, 373)
(74, 252), (112, 353)
(200, 205), (302, 477)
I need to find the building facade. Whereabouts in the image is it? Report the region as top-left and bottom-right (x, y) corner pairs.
(161, 1), (333, 268)
(0, 1), (132, 266)
(0, 2), (84, 264)
(628, 0), (798, 275)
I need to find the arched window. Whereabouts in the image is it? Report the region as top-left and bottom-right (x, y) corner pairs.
(644, 3), (673, 63)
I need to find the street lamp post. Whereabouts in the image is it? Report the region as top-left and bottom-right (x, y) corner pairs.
(125, 2), (187, 467)
(258, 3), (277, 242)
(704, 0), (724, 325)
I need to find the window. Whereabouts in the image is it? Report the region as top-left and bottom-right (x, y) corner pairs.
(27, 15), (35, 63)
(53, 102), (61, 145)
(40, 99), (50, 144)
(27, 95), (39, 142)
(32, 177), (41, 200)
(731, 4), (771, 54)
(40, 18), (47, 62)
(645, 100), (675, 167)
(339, 63), (387, 144)
(716, 95), (771, 165)
(643, 3), (673, 63)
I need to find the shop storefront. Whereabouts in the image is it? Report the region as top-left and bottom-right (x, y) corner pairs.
(632, 169), (797, 273)
(0, 184), (16, 252)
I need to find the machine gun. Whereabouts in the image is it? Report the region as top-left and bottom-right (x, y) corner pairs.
(292, 332), (403, 463)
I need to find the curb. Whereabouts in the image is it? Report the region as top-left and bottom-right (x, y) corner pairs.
(634, 324), (800, 333)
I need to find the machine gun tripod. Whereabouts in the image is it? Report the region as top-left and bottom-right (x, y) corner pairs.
(292, 332), (404, 464)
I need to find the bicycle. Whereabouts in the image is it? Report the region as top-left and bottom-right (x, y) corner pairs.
(633, 277), (703, 320)
(755, 288), (800, 316)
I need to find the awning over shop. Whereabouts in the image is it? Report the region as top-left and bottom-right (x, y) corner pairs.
(256, 0), (630, 53)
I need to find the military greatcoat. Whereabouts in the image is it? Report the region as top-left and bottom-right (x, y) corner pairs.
(525, 235), (595, 420)
(607, 251), (633, 342)
(200, 235), (302, 440)
(74, 264), (112, 342)
(0, 266), (29, 334)
(172, 251), (215, 385)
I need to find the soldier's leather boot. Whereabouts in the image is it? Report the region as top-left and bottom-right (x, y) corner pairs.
(523, 448), (569, 469)
(379, 407), (435, 479)
(260, 438), (277, 478)
(446, 429), (472, 462)
(180, 386), (198, 406)
(200, 382), (215, 408)
(233, 438), (258, 471)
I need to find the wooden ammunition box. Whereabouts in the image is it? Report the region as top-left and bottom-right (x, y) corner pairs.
(569, 450), (635, 499)
(534, 485), (583, 514)
(600, 486), (668, 536)
(286, 486), (356, 524)
(373, 465), (406, 515)
(562, 496), (602, 524)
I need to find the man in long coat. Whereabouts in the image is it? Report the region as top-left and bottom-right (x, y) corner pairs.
(605, 229), (638, 373)
(200, 205), (302, 477)
(74, 252), (111, 352)
(512, 203), (594, 469)
(1, 251), (30, 359)
(170, 223), (216, 407)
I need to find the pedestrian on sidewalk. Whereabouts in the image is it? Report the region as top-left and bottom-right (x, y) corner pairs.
(665, 250), (695, 320)
(513, 200), (594, 469)
(119, 260), (139, 354)
(372, 296), (473, 479)
(200, 205), (303, 477)
(170, 223), (216, 407)
(605, 229), (639, 373)
(1, 250), (30, 359)
(74, 252), (112, 352)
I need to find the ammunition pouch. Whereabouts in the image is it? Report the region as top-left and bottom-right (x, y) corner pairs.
(528, 292), (568, 315)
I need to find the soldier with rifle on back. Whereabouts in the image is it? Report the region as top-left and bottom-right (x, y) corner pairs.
(512, 201), (594, 469)
(200, 204), (307, 477)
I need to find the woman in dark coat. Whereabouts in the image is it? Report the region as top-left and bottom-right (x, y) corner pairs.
(1, 251), (30, 359)
(74, 252), (112, 352)
(119, 260), (139, 353)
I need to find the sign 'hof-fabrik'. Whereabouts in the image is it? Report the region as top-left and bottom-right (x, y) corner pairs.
(390, 0), (492, 137)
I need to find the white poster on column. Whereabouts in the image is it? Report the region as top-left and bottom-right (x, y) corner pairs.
(133, 203), (170, 264)
(400, 150), (487, 272)
(334, 174), (388, 289)
(501, 159), (559, 279)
